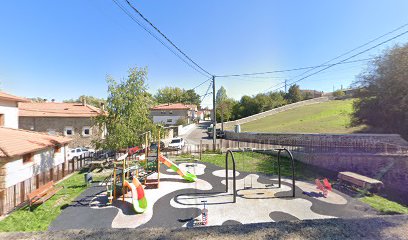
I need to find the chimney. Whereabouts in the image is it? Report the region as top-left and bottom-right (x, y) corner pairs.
(82, 98), (87, 106)
(100, 102), (105, 111)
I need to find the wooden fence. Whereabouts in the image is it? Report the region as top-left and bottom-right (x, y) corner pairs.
(0, 154), (90, 216)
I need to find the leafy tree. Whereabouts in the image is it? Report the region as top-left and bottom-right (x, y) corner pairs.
(29, 97), (47, 102)
(352, 44), (408, 138)
(154, 87), (201, 108)
(285, 84), (303, 103)
(268, 91), (287, 108)
(216, 86), (227, 103)
(95, 67), (156, 150)
(64, 95), (106, 108)
(182, 89), (201, 107)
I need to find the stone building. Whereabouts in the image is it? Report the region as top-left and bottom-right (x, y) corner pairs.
(18, 102), (105, 148)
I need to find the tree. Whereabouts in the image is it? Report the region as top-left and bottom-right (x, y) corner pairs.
(64, 95), (106, 108)
(215, 86), (236, 123)
(182, 89), (201, 107)
(352, 44), (408, 138)
(154, 87), (201, 108)
(216, 86), (227, 103)
(95, 67), (156, 150)
(285, 84), (303, 103)
(154, 87), (184, 104)
(29, 97), (47, 102)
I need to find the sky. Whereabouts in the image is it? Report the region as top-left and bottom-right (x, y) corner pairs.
(1, 0), (408, 107)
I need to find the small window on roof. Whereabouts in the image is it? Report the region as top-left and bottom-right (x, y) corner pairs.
(64, 126), (74, 136)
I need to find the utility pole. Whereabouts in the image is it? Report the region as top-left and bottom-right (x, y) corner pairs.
(284, 79), (287, 93)
(212, 75), (216, 151)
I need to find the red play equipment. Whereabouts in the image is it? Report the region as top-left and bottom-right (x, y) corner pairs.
(315, 178), (332, 197)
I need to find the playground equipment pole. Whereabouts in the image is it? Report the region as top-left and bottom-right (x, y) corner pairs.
(122, 158), (125, 202)
(225, 150), (237, 203)
(145, 133), (148, 170)
(113, 163), (117, 201)
(158, 128), (161, 187)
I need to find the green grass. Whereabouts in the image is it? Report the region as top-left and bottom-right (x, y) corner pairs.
(360, 195), (408, 214)
(0, 169), (109, 232)
(196, 152), (335, 181)
(237, 99), (366, 134)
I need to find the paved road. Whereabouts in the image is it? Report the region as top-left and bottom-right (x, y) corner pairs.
(181, 121), (213, 145)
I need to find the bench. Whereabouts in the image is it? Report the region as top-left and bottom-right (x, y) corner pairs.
(338, 171), (384, 193)
(27, 181), (63, 210)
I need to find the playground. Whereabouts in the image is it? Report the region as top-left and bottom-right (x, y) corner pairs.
(48, 141), (376, 230)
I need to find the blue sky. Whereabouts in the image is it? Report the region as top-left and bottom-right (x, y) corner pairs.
(1, 0), (408, 107)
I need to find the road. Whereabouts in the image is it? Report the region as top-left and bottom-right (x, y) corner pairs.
(180, 121), (213, 145)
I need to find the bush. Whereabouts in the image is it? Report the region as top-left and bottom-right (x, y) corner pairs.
(333, 90), (346, 98)
(176, 118), (188, 126)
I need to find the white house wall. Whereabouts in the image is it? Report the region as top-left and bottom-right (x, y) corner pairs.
(1, 146), (67, 188)
(0, 100), (19, 129)
(153, 115), (184, 125)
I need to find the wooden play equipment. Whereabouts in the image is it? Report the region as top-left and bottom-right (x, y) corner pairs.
(103, 128), (197, 214)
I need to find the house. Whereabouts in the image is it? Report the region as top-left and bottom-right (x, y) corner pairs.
(0, 92), (73, 215)
(0, 127), (71, 215)
(185, 104), (198, 120)
(18, 101), (105, 148)
(150, 103), (196, 126)
(0, 91), (30, 128)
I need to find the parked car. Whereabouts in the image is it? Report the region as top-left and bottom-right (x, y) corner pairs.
(68, 147), (95, 160)
(150, 141), (166, 151)
(94, 150), (116, 160)
(208, 128), (225, 139)
(168, 137), (185, 150)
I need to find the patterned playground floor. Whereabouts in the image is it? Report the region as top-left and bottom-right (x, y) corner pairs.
(49, 161), (376, 230)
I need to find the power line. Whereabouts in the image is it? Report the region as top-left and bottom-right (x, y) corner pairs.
(123, 0), (213, 77)
(216, 58), (374, 78)
(270, 29), (408, 92)
(112, 0), (211, 78)
(201, 81), (213, 102)
(191, 78), (212, 90)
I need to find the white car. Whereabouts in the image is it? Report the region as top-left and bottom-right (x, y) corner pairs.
(68, 147), (95, 160)
(168, 137), (185, 150)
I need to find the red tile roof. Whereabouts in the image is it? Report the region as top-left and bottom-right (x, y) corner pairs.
(0, 91), (30, 102)
(150, 103), (190, 110)
(19, 102), (103, 117)
(0, 127), (71, 158)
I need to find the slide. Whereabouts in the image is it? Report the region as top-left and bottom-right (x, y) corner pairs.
(158, 155), (197, 182)
(123, 178), (148, 213)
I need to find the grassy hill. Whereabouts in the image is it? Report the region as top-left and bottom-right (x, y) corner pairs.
(239, 99), (365, 134)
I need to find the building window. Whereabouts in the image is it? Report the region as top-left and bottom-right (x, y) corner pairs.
(0, 114), (4, 127)
(160, 111), (166, 114)
(82, 126), (92, 137)
(23, 153), (33, 164)
(64, 126), (74, 136)
(169, 111), (173, 115)
(167, 119), (172, 123)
